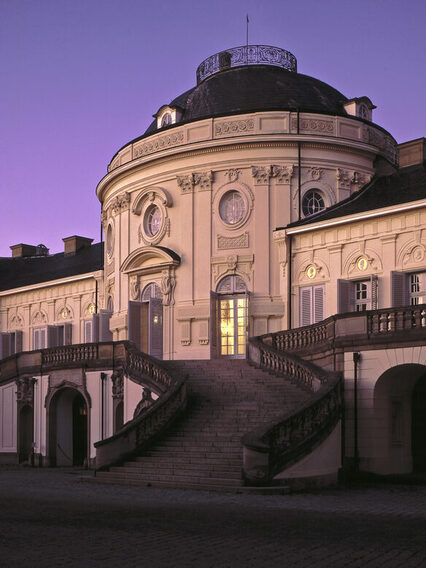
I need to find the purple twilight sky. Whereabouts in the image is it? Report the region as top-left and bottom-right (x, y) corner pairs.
(1, 0), (425, 257)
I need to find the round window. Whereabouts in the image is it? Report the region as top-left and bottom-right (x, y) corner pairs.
(219, 191), (246, 225)
(144, 205), (162, 237)
(302, 190), (325, 217)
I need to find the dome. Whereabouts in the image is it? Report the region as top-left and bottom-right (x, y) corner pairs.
(145, 45), (348, 136)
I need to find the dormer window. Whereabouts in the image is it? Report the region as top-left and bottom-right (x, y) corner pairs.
(155, 105), (183, 129)
(343, 97), (375, 122)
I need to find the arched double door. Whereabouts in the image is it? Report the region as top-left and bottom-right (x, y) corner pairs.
(128, 282), (163, 359)
(213, 275), (249, 358)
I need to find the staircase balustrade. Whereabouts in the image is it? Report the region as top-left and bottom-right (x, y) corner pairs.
(0, 341), (186, 471)
(244, 335), (342, 484)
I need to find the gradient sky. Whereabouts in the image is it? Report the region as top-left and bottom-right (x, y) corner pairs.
(1, 0), (425, 257)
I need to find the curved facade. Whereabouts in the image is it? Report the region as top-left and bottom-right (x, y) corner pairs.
(98, 45), (396, 360)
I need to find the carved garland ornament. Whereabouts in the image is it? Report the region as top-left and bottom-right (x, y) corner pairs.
(134, 131), (184, 158)
(215, 118), (255, 136)
(217, 232), (249, 250)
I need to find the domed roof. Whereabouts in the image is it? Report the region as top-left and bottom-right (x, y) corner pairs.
(144, 46), (348, 136)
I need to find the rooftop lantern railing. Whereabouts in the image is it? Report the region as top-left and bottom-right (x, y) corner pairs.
(196, 45), (297, 84)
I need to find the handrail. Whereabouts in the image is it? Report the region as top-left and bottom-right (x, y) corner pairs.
(263, 303), (426, 352)
(243, 335), (342, 485)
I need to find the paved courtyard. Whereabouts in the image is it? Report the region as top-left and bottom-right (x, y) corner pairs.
(0, 467), (425, 567)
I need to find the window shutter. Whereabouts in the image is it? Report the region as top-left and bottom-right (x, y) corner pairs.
(92, 314), (100, 343)
(84, 320), (93, 343)
(370, 275), (378, 310)
(313, 286), (324, 323)
(128, 301), (143, 348)
(14, 330), (23, 353)
(338, 279), (353, 313)
(210, 291), (219, 358)
(391, 271), (408, 307)
(47, 326), (58, 348)
(99, 310), (113, 342)
(64, 323), (73, 345)
(0, 333), (10, 359)
(300, 287), (312, 327)
(148, 298), (163, 359)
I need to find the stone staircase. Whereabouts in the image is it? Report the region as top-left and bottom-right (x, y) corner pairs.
(94, 359), (312, 490)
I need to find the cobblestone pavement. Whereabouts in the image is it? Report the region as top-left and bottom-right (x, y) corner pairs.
(0, 467), (425, 567)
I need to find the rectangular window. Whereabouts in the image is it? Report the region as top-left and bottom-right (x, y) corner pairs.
(299, 285), (324, 326)
(391, 271), (426, 307)
(409, 272), (426, 305)
(338, 276), (378, 313)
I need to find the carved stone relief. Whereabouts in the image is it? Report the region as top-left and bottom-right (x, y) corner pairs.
(214, 118), (254, 136)
(177, 174), (195, 194)
(16, 377), (35, 405)
(129, 276), (140, 300)
(111, 369), (124, 400)
(225, 169), (241, 183)
(271, 165), (294, 184)
(160, 270), (176, 306)
(134, 131), (184, 158)
(217, 232), (249, 250)
(251, 166), (271, 185)
(193, 171), (213, 192)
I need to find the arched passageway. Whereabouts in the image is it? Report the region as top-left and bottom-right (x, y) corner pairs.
(373, 364), (426, 474)
(49, 388), (88, 466)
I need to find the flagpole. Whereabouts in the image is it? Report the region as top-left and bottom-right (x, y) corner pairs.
(246, 14), (249, 47)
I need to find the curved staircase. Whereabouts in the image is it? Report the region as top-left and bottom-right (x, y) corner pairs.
(95, 359), (312, 490)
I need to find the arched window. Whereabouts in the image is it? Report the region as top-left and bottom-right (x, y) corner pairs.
(216, 275), (248, 294)
(141, 282), (162, 302)
(161, 113), (172, 127)
(302, 190), (325, 217)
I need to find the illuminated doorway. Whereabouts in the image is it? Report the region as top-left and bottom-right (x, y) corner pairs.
(216, 275), (248, 358)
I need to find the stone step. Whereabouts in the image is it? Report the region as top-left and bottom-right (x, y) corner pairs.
(96, 471), (243, 487)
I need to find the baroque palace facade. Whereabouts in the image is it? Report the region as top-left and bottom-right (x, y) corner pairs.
(0, 46), (425, 486)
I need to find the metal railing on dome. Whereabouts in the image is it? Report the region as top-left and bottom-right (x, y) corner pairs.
(196, 45), (297, 84)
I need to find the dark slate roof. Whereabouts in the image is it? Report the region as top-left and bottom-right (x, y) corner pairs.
(144, 65), (348, 136)
(285, 161), (426, 229)
(0, 242), (104, 292)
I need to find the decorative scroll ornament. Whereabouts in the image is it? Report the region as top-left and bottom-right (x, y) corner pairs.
(193, 171), (213, 192)
(110, 192), (131, 214)
(134, 131), (184, 158)
(215, 118), (254, 136)
(32, 311), (47, 325)
(9, 314), (23, 329)
(129, 275), (140, 300)
(160, 271), (176, 306)
(16, 377), (35, 405)
(336, 168), (352, 190)
(308, 167), (323, 181)
(111, 369), (124, 400)
(225, 169), (241, 183)
(251, 166), (272, 185)
(177, 174), (195, 194)
(271, 165), (294, 184)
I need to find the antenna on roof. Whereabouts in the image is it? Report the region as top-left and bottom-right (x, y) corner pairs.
(246, 14), (249, 47)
